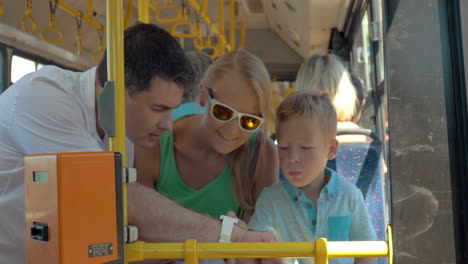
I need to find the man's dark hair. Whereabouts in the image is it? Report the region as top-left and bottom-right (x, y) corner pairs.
(96, 23), (194, 96)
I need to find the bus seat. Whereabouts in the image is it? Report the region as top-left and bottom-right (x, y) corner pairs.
(327, 129), (388, 264)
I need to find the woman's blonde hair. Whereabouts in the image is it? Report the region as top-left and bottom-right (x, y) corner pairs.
(295, 54), (357, 122)
(276, 91), (337, 142)
(202, 49), (271, 212)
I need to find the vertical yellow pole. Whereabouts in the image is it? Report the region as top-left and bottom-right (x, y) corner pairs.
(315, 238), (329, 264)
(201, 0), (207, 14)
(229, 0), (236, 51)
(87, 0), (94, 19)
(185, 240), (199, 264)
(218, 0), (225, 55)
(239, 21), (246, 49)
(138, 0), (150, 23)
(107, 1), (127, 263)
(124, 0), (134, 29)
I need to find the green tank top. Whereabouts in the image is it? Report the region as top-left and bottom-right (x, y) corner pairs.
(156, 131), (239, 218)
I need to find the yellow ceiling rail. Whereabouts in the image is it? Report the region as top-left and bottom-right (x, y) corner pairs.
(124, 0), (134, 28)
(186, 0), (231, 52)
(22, 0), (37, 33)
(229, 0), (236, 50)
(56, 0), (104, 32)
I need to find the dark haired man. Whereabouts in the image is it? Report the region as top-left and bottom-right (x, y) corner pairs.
(0, 23), (272, 264)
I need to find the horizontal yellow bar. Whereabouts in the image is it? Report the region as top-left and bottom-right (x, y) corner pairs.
(126, 241), (389, 262)
(328, 241), (389, 258)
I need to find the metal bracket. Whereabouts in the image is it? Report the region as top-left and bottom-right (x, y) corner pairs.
(370, 21), (382, 42)
(98, 81), (116, 137)
(124, 225), (138, 243)
(122, 167), (137, 183)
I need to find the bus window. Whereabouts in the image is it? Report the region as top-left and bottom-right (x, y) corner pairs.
(10, 55), (39, 84)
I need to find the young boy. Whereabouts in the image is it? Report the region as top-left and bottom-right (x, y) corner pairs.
(248, 92), (377, 264)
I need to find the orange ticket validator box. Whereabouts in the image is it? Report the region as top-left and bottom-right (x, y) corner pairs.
(25, 152), (124, 264)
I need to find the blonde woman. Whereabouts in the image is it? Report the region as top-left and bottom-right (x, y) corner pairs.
(134, 49), (279, 224)
(295, 54), (368, 142)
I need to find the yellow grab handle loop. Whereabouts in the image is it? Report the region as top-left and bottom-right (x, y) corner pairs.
(155, 0), (181, 23)
(149, 0), (158, 10)
(194, 36), (204, 50)
(75, 13), (83, 55)
(92, 28), (105, 63)
(40, 0), (64, 44)
(0, 0), (3, 17)
(22, 0), (37, 32)
(197, 36), (219, 59)
(170, 8), (197, 38)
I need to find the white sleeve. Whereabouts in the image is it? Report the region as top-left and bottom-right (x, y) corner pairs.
(10, 76), (103, 155)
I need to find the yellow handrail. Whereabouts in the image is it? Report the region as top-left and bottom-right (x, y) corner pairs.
(92, 28), (105, 63)
(229, 0), (236, 51)
(87, 0), (94, 20)
(149, 0), (158, 10)
(155, 0), (182, 23)
(40, 0), (64, 44)
(125, 232), (393, 264)
(187, 0), (231, 52)
(239, 21), (246, 49)
(57, 0), (104, 32)
(138, 0), (150, 23)
(216, 0), (226, 56)
(170, 7), (197, 38)
(106, 0), (126, 162)
(106, 5), (127, 264)
(75, 13), (83, 55)
(22, 0), (37, 33)
(124, 0), (134, 29)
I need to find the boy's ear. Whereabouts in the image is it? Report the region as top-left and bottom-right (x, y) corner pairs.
(327, 139), (339, 160)
(198, 83), (206, 107)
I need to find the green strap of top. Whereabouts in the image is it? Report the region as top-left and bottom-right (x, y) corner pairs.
(156, 123), (258, 219)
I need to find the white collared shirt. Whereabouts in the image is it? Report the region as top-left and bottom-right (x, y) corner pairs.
(0, 65), (133, 263)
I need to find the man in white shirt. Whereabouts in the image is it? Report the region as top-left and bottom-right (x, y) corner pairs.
(0, 23), (272, 264)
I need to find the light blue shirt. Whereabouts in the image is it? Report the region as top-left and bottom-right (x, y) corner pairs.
(172, 102), (204, 120)
(248, 168), (376, 264)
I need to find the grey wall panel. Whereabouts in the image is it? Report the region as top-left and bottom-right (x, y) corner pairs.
(386, 0), (456, 263)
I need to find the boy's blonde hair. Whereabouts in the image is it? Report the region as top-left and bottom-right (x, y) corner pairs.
(276, 91), (337, 142)
(295, 54), (357, 122)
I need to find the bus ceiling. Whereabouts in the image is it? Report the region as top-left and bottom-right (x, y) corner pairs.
(0, 0), (365, 79)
